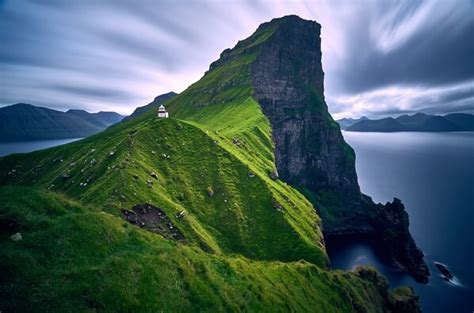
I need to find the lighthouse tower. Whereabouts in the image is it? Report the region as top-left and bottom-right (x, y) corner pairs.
(157, 104), (169, 118)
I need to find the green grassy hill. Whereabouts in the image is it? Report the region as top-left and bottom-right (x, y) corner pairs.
(1, 186), (400, 312)
(0, 117), (412, 312)
(0, 15), (419, 313)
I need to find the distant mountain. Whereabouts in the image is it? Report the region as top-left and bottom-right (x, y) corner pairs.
(347, 117), (405, 132)
(336, 116), (368, 129)
(444, 113), (474, 130)
(0, 103), (124, 142)
(395, 113), (431, 128)
(346, 113), (474, 132)
(123, 92), (177, 121)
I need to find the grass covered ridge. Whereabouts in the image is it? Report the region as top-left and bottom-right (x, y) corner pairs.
(0, 118), (326, 266)
(1, 186), (396, 312)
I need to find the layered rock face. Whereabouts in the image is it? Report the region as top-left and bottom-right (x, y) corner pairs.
(251, 16), (360, 195)
(249, 16), (429, 283)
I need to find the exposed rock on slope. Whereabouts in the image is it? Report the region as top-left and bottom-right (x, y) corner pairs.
(121, 203), (185, 241)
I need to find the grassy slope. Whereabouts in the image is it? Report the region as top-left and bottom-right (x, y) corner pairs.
(0, 20), (403, 312)
(0, 118), (326, 266)
(1, 187), (388, 312)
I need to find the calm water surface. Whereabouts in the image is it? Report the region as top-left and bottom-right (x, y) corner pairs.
(0, 138), (82, 157)
(331, 132), (474, 313)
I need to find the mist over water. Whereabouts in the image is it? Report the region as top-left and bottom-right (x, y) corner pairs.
(330, 131), (474, 313)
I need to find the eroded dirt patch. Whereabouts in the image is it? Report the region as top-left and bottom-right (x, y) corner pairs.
(121, 203), (184, 241)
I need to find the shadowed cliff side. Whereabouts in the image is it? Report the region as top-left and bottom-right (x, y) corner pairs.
(248, 15), (429, 283)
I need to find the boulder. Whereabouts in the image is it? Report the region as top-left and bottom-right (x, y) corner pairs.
(434, 262), (454, 281)
(207, 186), (214, 197)
(269, 169), (279, 180)
(10, 232), (22, 241)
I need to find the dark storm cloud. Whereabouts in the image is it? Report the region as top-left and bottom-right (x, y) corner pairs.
(335, 2), (474, 93)
(0, 0), (472, 117)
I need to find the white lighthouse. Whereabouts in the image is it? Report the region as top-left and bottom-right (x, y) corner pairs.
(157, 104), (169, 118)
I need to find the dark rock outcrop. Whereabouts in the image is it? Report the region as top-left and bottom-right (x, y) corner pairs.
(247, 15), (429, 283)
(373, 199), (429, 283)
(251, 16), (359, 195)
(121, 203), (184, 241)
(388, 287), (422, 313)
(434, 262), (454, 281)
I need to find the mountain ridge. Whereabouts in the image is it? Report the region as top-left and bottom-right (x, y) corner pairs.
(340, 113), (474, 132)
(123, 92), (177, 121)
(0, 103), (124, 142)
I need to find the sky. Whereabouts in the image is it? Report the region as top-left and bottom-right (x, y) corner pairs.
(0, 0), (473, 118)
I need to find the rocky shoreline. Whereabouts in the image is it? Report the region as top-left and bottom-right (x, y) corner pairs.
(323, 197), (430, 283)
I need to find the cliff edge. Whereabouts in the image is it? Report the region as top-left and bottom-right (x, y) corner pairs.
(246, 15), (429, 283)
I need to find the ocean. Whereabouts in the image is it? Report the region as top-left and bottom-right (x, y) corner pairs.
(329, 131), (474, 312)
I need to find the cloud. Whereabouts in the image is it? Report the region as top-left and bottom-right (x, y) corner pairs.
(0, 0), (472, 117)
(329, 80), (474, 119)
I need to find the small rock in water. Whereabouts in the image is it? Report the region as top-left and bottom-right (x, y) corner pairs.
(11, 232), (22, 241)
(434, 262), (454, 281)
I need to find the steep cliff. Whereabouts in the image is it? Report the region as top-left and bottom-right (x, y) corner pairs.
(251, 16), (359, 195)
(248, 15), (429, 283)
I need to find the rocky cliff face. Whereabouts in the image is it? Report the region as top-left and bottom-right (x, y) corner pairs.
(251, 16), (360, 195)
(249, 15), (429, 283)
